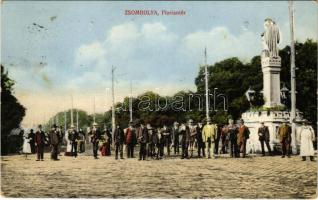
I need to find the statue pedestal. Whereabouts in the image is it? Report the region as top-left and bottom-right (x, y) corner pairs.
(262, 56), (282, 108)
(241, 110), (305, 154)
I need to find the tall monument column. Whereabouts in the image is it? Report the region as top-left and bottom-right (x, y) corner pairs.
(262, 56), (282, 108)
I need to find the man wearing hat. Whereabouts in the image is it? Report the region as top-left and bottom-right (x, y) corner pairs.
(188, 119), (197, 158)
(278, 119), (292, 158)
(125, 121), (137, 158)
(35, 124), (47, 161)
(113, 124), (125, 160)
(202, 118), (217, 159)
(171, 122), (180, 155)
(90, 122), (101, 159)
(258, 122), (272, 156)
(49, 124), (60, 160)
(69, 124), (79, 158)
(180, 122), (189, 159)
(228, 119), (239, 158)
(136, 121), (148, 161)
(237, 119), (250, 158)
(196, 122), (205, 158)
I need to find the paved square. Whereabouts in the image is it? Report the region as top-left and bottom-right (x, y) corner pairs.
(1, 153), (317, 198)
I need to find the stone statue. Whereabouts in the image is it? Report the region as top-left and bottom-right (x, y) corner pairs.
(262, 18), (280, 58)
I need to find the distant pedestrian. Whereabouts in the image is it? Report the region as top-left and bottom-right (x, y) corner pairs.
(202, 119), (217, 159)
(22, 131), (31, 159)
(196, 122), (205, 158)
(278, 119), (292, 158)
(49, 124), (60, 161)
(162, 125), (171, 157)
(258, 122), (272, 156)
(28, 129), (36, 154)
(156, 128), (164, 159)
(180, 123), (189, 159)
(69, 125), (79, 158)
(90, 123), (101, 159)
(125, 121), (137, 158)
(237, 119), (250, 158)
(137, 122), (148, 161)
(113, 124), (124, 160)
(147, 124), (156, 158)
(298, 121), (315, 161)
(188, 119), (197, 158)
(35, 125), (46, 161)
(172, 122), (180, 155)
(228, 119), (238, 158)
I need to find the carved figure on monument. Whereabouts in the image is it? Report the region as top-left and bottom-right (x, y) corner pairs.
(262, 18), (280, 58)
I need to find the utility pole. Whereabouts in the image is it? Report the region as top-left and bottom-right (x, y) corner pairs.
(289, 0), (297, 154)
(204, 47), (210, 121)
(111, 66), (116, 134)
(129, 80), (133, 122)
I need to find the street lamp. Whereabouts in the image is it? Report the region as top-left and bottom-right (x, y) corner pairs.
(280, 84), (289, 106)
(245, 86), (255, 106)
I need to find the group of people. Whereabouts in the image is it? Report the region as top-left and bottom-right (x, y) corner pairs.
(22, 118), (316, 162)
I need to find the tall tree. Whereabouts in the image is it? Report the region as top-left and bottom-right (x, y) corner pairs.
(1, 65), (26, 155)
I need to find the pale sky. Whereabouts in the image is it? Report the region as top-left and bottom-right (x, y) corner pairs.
(1, 1), (317, 127)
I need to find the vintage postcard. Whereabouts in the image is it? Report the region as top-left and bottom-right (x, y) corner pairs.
(1, 0), (317, 199)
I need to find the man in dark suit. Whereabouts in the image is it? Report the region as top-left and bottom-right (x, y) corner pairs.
(35, 125), (47, 161)
(49, 124), (60, 160)
(171, 122), (180, 155)
(28, 129), (36, 154)
(196, 122), (205, 158)
(69, 125), (79, 158)
(278, 119), (292, 158)
(258, 122), (272, 156)
(137, 121), (148, 161)
(90, 123), (101, 159)
(113, 124), (125, 160)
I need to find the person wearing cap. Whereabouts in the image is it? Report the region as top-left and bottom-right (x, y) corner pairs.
(188, 119), (197, 158)
(35, 124), (47, 161)
(113, 124), (125, 160)
(125, 121), (137, 158)
(171, 122), (180, 155)
(156, 127), (164, 159)
(228, 119), (239, 158)
(147, 123), (156, 158)
(196, 122), (205, 158)
(28, 129), (36, 154)
(258, 122), (272, 156)
(102, 126), (112, 156)
(49, 124), (60, 160)
(136, 121), (148, 161)
(277, 119), (292, 158)
(298, 121), (315, 161)
(90, 123), (101, 159)
(237, 119), (250, 158)
(180, 122), (189, 159)
(202, 119), (217, 159)
(161, 124), (171, 157)
(69, 125), (79, 158)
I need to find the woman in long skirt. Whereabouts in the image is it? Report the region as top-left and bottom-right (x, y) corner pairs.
(22, 132), (32, 159)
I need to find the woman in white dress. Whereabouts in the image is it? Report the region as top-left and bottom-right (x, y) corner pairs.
(298, 122), (315, 161)
(22, 131), (32, 159)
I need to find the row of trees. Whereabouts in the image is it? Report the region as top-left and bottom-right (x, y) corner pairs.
(2, 40), (316, 155)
